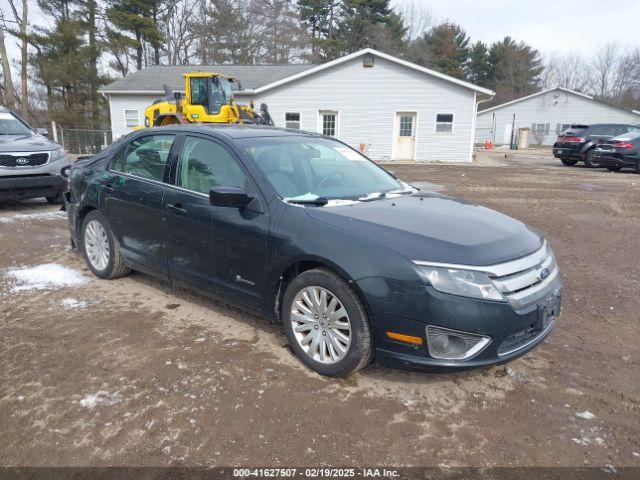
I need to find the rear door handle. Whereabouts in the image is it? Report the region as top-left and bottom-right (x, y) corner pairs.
(167, 203), (187, 214)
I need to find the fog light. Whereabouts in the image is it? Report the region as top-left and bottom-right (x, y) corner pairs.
(426, 325), (490, 360)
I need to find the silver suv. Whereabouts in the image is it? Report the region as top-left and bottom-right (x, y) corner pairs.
(0, 107), (71, 203)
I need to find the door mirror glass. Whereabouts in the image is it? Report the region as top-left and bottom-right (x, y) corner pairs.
(209, 186), (253, 208)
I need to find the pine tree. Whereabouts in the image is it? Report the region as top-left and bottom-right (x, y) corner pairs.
(467, 41), (490, 85)
(487, 36), (543, 102)
(417, 22), (470, 79)
(106, 0), (163, 71)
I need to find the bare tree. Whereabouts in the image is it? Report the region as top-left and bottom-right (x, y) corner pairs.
(161, 0), (197, 65)
(0, 14), (16, 109)
(393, 0), (432, 41)
(542, 52), (589, 92)
(7, 0), (28, 116)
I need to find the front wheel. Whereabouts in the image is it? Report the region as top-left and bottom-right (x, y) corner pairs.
(81, 210), (130, 279)
(561, 158), (578, 166)
(607, 165), (621, 172)
(282, 268), (372, 377)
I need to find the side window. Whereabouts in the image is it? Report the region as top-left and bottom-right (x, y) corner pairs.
(178, 137), (247, 194)
(118, 135), (174, 182)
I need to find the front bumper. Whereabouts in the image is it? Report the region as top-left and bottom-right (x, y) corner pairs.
(0, 174), (66, 201)
(358, 277), (561, 371)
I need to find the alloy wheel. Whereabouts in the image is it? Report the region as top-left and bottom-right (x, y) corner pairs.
(84, 220), (110, 271)
(290, 286), (352, 364)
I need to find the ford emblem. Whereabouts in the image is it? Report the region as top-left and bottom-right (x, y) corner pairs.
(16, 157), (29, 165)
(539, 268), (550, 280)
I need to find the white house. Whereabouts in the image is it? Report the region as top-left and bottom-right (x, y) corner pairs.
(100, 49), (493, 162)
(475, 87), (640, 146)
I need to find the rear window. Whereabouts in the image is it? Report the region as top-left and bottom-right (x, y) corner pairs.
(561, 128), (586, 136)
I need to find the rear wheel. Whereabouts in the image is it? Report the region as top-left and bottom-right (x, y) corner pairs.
(81, 210), (130, 279)
(560, 158), (578, 166)
(282, 268), (372, 377)
(584, 149), (599, 168)
(606, 165), (621, 172)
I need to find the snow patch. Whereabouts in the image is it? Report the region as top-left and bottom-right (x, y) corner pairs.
(0, 211), (66, 224)
(60, 297), (88, 309)
(576, 411), (596, 420)
(4, 263), (87, 292)
(79, 391), (123, 409)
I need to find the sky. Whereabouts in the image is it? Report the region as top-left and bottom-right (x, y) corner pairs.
(395, 0), (640, 54)
(2, 0), (640, 75)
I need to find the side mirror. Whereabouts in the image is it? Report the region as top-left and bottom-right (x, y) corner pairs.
(36, 128), (48, 136)
(209, 186), (254, 209)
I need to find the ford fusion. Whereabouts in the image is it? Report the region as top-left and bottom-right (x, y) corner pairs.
(65, 125), (561, 377)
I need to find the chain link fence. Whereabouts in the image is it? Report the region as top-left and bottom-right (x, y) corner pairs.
(59, 128), (113, 155)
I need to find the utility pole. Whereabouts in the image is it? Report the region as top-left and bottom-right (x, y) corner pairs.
(510, 113), (516, 150)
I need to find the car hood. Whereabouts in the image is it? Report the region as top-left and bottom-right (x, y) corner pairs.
(305, 194), (542, 266)
(0, 134), (59, 152)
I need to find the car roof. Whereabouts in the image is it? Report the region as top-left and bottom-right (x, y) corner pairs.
(150, 123), (324, 140)
(588, 123), (638, 128)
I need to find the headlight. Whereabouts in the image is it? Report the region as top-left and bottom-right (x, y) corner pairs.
(418, 266), (505, 302)
(49, 147), (68, 162)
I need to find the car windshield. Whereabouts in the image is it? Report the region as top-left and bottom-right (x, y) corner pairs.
(239, 136), (412, 203)
(0, 111), (33, 135)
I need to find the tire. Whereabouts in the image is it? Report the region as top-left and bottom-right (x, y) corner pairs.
(636, 162), (640, 175)
(606, 165), (621, 172)
(282, 268), (373, 377)
(584, 149), (599, 168)
(46, 193), (63, 204)
(560, 158), (578, 166)
(80, 210), (130, 280)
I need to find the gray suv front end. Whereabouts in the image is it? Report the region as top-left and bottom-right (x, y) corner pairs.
(0, 109), (71, 202)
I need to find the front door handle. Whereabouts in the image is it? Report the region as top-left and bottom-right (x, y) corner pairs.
(167, 203), (187, 215)
(102, 183), (114, 193)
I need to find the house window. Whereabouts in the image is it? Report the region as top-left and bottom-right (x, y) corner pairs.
(532, 123), (550, 135)
(285, 112), (301, 130)
(124, 110), (140, 128)
(556, 123), (571, 134)
(435, 113), (454, 133)
(399, 115), (414, 136)
(320, 111), (337, 137)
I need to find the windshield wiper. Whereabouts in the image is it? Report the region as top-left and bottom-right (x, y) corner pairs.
(286, 197), (329, 206)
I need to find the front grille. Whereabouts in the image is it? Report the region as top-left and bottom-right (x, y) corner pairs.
(489, 241), (560, 310)
(0, 152), (50, 167)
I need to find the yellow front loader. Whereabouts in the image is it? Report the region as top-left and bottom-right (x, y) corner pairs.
(142, 72), (273, 129)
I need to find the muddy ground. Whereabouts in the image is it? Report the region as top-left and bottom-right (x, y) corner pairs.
(1, 155), (639, 468)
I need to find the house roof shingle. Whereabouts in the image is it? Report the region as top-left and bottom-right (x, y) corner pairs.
(100, 64), (317, 94)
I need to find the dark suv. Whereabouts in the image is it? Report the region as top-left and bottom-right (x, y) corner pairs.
(553, 123), (640, 168)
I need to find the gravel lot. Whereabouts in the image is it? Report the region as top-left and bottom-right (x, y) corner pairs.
(1, 154), (639, 468)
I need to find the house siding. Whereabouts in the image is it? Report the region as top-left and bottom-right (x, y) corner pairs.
(107, 94), (160, 139)
(476, 89), (640, 146)
(105, 55), (480, 162)
(251, 56), (475, 162)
